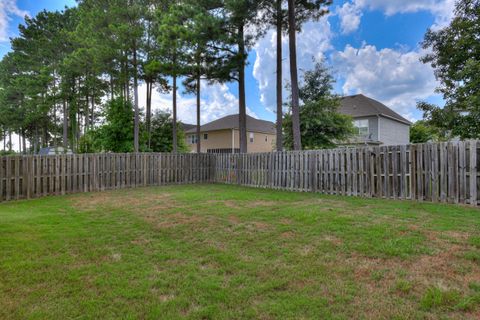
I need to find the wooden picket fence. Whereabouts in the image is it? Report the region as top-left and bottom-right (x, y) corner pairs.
(214, 140), (479, 206)
(0, 153), (215, 202)
(0, 141), (479, 206)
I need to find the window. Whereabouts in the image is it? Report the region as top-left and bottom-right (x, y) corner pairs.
(353, 119), (369, 135)
(265, 136), (268, 142)
(189, 135), (198, 144)
(249, 133), (254, 143)
(203, 133), (208, 140)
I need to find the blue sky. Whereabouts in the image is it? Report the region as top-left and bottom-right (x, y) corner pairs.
(0, 0), (454, 125)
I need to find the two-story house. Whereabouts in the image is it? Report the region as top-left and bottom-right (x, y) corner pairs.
(185, 114), (276, 153)
(339, 94), (411, 146)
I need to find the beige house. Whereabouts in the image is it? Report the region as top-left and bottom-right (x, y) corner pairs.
(185, 114), (276, 153)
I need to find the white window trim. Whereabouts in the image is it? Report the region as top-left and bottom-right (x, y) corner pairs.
(354, 119), (369, 135)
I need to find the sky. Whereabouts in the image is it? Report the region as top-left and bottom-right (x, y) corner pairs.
(0, 0), (455, 126)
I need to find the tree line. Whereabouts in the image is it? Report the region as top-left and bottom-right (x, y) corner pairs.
(0, 0), (335, 154)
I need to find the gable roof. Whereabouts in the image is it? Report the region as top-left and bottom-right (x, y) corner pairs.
(179, 123), (196, 131)
(339, 94), (411, 125)
(185, 114), (276, 134)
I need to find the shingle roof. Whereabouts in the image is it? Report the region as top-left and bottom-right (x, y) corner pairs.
(185, 114), (276, 134)
(339, 94), (411, 125)
(179, 123), (196, 131)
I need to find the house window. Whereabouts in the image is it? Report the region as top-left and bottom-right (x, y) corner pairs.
(249, 133), (254, 143)
(265, 136), (268, 142)
(204, 133), (208, 140)
(189, 135), (198, 144)
(354, 119), (369, 135)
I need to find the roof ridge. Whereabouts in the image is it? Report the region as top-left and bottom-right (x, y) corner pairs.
(340, 94), (411, 124)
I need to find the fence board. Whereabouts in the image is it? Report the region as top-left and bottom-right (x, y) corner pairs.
(0, 141), (479, 206)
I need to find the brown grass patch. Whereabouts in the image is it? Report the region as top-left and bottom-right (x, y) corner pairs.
(250, 221), (270, 230)
(280, 231), (295, 239)
(341, 228), (480, 318)
(148, 212), (205, 229)
(131, 237), (151, 245)
(206, 200), (242, 209)
(280, 218), (292, 225)
(70, 189), (174, 212)
(323, 235), (343, 246)
(228, 215), (241, 224)
(207, 199), (284, 209)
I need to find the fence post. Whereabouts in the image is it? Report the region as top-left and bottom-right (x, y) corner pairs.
(310, 151), (317, 193)
(470, 140), (477, 206)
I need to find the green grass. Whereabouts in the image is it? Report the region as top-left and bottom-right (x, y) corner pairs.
(1, 184), (480, 319)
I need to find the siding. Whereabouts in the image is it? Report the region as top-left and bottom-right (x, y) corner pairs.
(187, 129), (233, 153)
(378, 116), (410, 145)
(186, 129), (275, 153)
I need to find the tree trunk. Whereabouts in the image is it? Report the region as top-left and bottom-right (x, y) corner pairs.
(172, 74), (178, 153)
(63, 99), (68, 150)
(125, 51), (130, 103)
(146, 81), (152, 149)
(75, 114), (82, 150)
(43, 126), (48, 148)
(22, 129), (26, 154)
(8, 131), (12, 152)
(110, 74), (114, 101)
(238, 23), (247, 154)
(90, 95), (95, 131)
(34, 127), (39, 154)
(276, 0), (283, 151)
(287, 0), (302, 150)
(85, 92), (89, 134)
(133, 47), (140, 153)
(196, 75), (201, 154)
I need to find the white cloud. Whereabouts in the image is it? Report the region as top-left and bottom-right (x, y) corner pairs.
(252, 18), (333, 114)
(0, 0), (29, 42)
(352, 0), (455, 28)
(332, 44), (439, 120)
(251, 0), (454, 122)
(337, 2), (362, 34)
(138, 81), (257, 125)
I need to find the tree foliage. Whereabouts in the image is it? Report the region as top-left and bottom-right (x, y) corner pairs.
(0, 0), (336, 154)
(409, 120), (440, 144)
(149, 110), (188, 152)
(283, 60), (353, 150)
(419, 0), (480, 139)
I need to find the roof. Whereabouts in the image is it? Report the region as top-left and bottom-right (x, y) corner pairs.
(339, 94), (411, 125)
(179, 123), (196, 131)
(185, 114), (276, 134)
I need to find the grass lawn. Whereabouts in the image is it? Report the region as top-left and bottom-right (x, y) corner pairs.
(1, 184), (480, 319)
